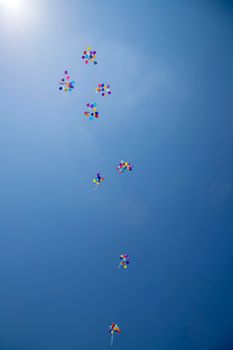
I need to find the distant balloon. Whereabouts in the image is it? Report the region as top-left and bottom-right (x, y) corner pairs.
(82, 47), (97, 65)
(118, 254), (130, 269)
(84, 103), (100, 120)
(58, 70), (75, 92)
(95, 83), (111, 97)
(116, 160), (133, 174)
(92, 173), (104, 190)
(109, 323), (121, 346)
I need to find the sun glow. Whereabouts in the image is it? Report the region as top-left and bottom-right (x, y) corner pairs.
(0, 0), (24, 13)
(0, 0), (36, 29)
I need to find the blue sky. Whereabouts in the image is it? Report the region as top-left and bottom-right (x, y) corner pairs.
(0, 0), (233, 349)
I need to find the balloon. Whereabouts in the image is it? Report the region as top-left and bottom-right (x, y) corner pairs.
(109, 323), (121, 345)
(95, 83), (111, 97)
(82, 47), (97, 65)
(92, 173), (104, 190)
(116, 161), (133, 174)
(83, 102), (101, 121)
(58, 70), (75, 92)
(118, 254), (130, 269)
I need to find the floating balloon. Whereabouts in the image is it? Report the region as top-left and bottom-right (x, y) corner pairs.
(95, 83), (111, 97)
(109, 323), (121, 346)
(118, 254), (130, 269)
(84, 103), (100, 120)
(116, 160), (133, 174)
(92, 173), (104, 190)
(82, 47), (97, 65)
(59, 70), (75, 92)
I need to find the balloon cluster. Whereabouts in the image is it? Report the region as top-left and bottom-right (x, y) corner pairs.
(84, 103), (100, 120)
(116, 160), (133, 173)
(109, 323), (121, 346)
(92, 173), (104, 187)
(59, 70), (75, 92)
(82, 47), (97, 65)
(95, 83), (111, 97)
(119, 254), (130, 269)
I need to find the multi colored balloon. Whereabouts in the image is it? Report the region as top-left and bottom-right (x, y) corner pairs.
(82, 47), (97, 65)
(59, 70), (75, 92)
(95, 83), (111, 97)
(116, 160), (133, 173)
(119, 254), (130, 269)
(109, 323), (121, 346)
(84, 103), (100, 120)
(92, 173), (104, 189)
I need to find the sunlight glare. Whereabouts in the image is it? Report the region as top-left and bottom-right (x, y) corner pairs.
(0, 0), (36, 29)
(0, 0), (23, 13)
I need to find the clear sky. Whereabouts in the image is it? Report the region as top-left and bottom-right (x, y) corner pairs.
(0, 0), (233, 349)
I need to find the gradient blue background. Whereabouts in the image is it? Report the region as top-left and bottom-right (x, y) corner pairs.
(0, 0), (233, 349)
